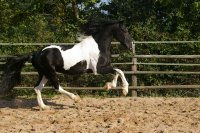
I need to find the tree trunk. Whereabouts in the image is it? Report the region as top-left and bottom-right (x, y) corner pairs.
(71, 0), (79, 19)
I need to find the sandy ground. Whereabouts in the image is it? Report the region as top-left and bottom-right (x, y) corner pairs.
(0, 96), (199, 133)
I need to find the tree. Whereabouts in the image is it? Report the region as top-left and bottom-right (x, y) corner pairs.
(102, 0), (199, 40)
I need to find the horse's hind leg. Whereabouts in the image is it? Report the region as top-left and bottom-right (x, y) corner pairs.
(57, 86), (80, 102)
(34, 75), (48, 109)
(44, 67), (80, 102)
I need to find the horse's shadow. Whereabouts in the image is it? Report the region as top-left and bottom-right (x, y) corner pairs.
(0, 97), (74, 110)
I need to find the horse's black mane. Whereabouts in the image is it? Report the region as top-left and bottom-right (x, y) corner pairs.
(81, 18), (120, 35)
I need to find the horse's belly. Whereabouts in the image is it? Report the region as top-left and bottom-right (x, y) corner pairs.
(56, 60), (89, 74)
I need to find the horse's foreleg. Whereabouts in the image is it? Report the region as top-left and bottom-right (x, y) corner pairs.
(97, 66), (129, 95)
(104, 73), (119, 90)
(114, 68), (129, 96)
(34, 76), (49, 109)
(104, 69), (129, 95)
(97, 66), (121, 91)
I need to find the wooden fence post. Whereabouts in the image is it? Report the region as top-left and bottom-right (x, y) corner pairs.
(131, 42), (138, 96)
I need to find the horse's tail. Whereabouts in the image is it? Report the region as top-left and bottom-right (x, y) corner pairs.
(0, 54), (32, 94)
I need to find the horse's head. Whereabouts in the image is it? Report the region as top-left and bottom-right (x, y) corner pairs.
(80, 18), (132, 50)
(112, 21), (132, 50)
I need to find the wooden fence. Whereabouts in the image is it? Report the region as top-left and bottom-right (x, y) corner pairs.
(1, 41), (200, 96)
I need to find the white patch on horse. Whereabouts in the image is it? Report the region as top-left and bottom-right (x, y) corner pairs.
(104, 74), (119, 90)
(42, 45), (61, 51)
(57, 86), (80, 102)
(42, 36), (100, 74)
(34, 76), (49, 109)
(114, 68), (129, 96)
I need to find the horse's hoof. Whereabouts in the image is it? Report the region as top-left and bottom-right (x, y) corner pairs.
(74, 95), (81, 103)
(122, 85), (128, 96)
(40, 105), (50, 110)
(104, 82), (112, 90)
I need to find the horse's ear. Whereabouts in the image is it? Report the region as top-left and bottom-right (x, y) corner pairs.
(119, 20), (125, 25)
(119, 20), (124, 23)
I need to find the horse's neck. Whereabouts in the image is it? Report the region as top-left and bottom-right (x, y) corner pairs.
(92, 32), (113, 54)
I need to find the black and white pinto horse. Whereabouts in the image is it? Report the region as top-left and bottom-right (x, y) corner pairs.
(0, 19), (132, 109)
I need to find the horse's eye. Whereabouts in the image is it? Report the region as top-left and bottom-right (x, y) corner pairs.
(121, 28), (127, 32)
(120, 25), (128, 32)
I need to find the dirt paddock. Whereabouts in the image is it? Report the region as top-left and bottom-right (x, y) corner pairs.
(0, 96), (199, 133)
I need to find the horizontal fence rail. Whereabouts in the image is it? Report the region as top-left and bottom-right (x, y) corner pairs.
(134, 55), (200, 59)
(14, 85), (200, 90)
(125, 71), (200, 75)
(133, 41), (200, 44)
(2, 71), (200, 75)
(1, 41), (200, 96)
(0, 41), (200, 45)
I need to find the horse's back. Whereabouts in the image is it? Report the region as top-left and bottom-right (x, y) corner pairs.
(31, 45), (88, 75)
